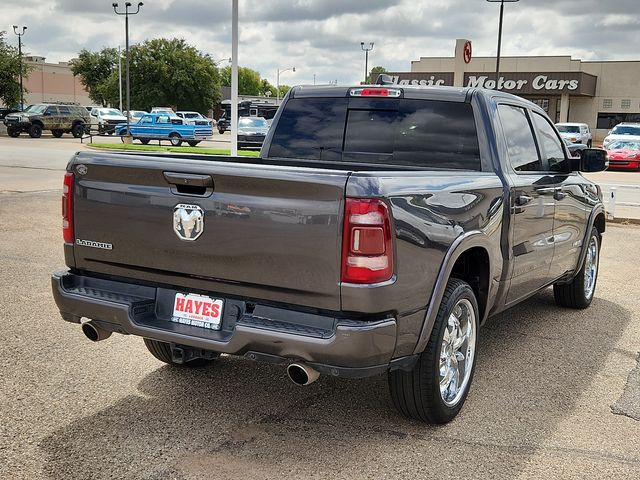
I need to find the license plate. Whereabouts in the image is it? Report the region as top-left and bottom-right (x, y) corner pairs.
(171, 292), (223, 330)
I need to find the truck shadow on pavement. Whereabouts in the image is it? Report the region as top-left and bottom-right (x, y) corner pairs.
(41, 291), (632, 479)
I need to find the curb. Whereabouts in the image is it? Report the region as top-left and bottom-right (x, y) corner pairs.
(607, 216), (640, 226)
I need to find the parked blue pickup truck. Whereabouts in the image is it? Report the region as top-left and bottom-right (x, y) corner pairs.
(114, 113), (213, 147)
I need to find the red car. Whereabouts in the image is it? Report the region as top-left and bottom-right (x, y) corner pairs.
(606, 140), (640, 170)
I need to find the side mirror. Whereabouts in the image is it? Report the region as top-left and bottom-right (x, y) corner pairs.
(579, 149), (608, 172)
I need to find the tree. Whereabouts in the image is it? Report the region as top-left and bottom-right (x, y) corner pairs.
(367, 66), (388, 84)
(70, 48), (119, 106)
(127, 38), (220, 112)
(220, 66), (263, 96)
(72, 39), (221, 113)
(0, 31), (30, 107)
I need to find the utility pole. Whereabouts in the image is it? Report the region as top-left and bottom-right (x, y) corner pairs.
(13, 26), (27, 110)
(118, 46), (123, 112)
(276, 67), (295, 104)
(113, 2), (143, 137)
(360, 42), (374, 84)
(486, 0), (519, 87)
(231, 0), (238, 156)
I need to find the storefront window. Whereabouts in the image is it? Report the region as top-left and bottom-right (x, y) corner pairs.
(597, 113), (640, 129)
(530, 98), (549, 112)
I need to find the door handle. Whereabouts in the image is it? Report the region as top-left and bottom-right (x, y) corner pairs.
(515, 195), (533, 206)
(554, 190), (566, 201)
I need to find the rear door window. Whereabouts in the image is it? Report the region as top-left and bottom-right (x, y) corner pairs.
(497, 105), (543, 172)
(269, 97), (481, 170)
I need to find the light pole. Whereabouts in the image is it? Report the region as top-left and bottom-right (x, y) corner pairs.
(276, 67), (295, 104)
(112, 2), (143, 137)
(486, 0), (519, 88)
(13, 26), (27, 110)
(118, 46), (123, 112)
(360, 42), (374, 84)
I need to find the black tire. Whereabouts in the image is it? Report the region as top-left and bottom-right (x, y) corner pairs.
(389, 278), (479, 424)
(7, 127), (20, 138)
(119, 130), (129, 142)
(169, 133), (182, 147)
(554, 227), (601, 309)
(72, 123), (85, 138)
(143, 338), (214, 367)
(587, 140), (592, 148)
(140, 138), (150, 145)
(52, 129), (63, 138)
(28, 124), (43, 138)
(187, 141), (200, 147)
(218, 129), (225, 135)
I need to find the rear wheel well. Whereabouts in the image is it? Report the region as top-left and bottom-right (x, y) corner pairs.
(450, 247), (490, 321)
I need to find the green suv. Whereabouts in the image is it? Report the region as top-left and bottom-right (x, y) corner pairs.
(3, 104), (91, 138)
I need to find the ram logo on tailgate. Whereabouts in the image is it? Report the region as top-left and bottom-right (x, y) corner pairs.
(173, 204), (204, 241)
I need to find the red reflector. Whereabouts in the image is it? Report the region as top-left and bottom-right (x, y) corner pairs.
(62, 172), (74, 243)
(341, 198), (394, 284)
(361, 88), (389, 97)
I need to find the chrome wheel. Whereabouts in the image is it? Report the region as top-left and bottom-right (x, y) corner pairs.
(439, 298), (476, 407)
(583, 234), (599, 300)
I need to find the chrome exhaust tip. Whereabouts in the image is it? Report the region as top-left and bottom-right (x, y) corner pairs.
(287, 363), (320, 386)
(81, 321), (112, 342)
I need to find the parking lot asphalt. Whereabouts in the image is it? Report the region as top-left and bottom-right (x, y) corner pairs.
(0, 187), (639, 478)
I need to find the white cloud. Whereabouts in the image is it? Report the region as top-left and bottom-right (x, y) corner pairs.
(2, 0), (640, 86)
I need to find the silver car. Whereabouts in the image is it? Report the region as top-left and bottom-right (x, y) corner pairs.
(237, 117), (269, 149)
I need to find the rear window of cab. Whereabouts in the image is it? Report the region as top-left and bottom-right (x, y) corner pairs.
(268, 97), (481, 171)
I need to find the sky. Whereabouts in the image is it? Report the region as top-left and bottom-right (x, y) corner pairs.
(2, 0), (640, 86)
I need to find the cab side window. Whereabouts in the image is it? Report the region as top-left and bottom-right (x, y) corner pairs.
(532, 112), (570, 173)
(45, 106), (59, 116)
(497, 104), (542, 172)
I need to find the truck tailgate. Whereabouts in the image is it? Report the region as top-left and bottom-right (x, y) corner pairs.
(70, 152), (349, 311)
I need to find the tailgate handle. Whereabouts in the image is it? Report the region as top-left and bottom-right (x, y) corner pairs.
(164, 172), (213, 187)
(164, 172), (213, 197)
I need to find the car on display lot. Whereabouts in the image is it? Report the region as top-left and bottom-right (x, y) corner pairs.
(150, 107), (185, 124)
(53, 85), (608, 424)
(89, 107), (127, 134)
(125, 110), (148, 123)
(176, 111), (216, 127)
(605, 140), (640, 170)
(237, 116), (269, 149)
(556, 122), (592, 147)
(113, 112), (213, 146)
(563, 138), (588, 158)
(3, 103), (90, 138)
(602, 122), (640, 150)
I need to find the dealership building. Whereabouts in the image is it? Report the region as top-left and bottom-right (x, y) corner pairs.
(386, 39), (640, 141)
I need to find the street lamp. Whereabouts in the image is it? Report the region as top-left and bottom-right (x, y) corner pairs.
(113, 2), (143, 137)
(276, 67), (295, 104)
(486, 0), (519, 88)
(360, 42), (374, 84)
(13, 26), (27, 110)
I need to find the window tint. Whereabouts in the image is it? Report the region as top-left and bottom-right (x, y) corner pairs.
(58, 106), (70, 115)
(269, 98), (348, 161)
(270, 97), (481, 170)
(45, 106), (59, 115)
(532, 112), (568, 172)
(497, 105), (542, 172)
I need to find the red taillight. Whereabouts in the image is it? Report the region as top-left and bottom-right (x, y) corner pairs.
(62, 172), (74, 243)
(341, 198), (394, 284)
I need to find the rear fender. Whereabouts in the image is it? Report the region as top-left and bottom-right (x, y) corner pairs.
(412, 231), (494, 355)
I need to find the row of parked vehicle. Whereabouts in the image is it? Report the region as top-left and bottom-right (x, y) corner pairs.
(555, 121), (640, 170)
(2, 102), (270, 149)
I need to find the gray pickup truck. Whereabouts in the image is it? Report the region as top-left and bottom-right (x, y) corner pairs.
(52, 85), (607, 423)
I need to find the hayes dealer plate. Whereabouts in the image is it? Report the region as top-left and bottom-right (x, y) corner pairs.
(171, 293), (224, 330)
